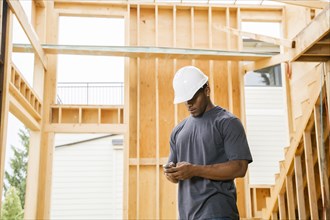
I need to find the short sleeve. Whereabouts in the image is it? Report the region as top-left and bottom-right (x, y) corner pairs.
(223, 118), (253, 163)
(168, 132), (178, 164)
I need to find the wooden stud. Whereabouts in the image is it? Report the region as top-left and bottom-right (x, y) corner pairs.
(278, 193), (287, 219)
(217, 25), (295, 48)
(0, 8), (13, 210)
(294, 154), (306, 219)
(286, 175), (296, 220)
(226, 7), (233, 113)
(314, 104), (330, 219)
(155, 5), (160, 220)
(303, 131), (319, 220)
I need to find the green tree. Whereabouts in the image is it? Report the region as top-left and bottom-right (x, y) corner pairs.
(1, 186), (24, 220)
(3, 128), (29, 209)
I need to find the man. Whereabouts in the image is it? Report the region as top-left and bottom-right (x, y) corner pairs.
(164, 66), (253, 220)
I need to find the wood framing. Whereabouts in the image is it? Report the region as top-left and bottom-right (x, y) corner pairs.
(7, 0), (48, 69)
(0, 0), (329, 219)
(13, 43), (273, 61)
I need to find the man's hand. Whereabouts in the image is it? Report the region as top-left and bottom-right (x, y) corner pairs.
(163, 162), (179, 183)
(164, 161), (195, 181)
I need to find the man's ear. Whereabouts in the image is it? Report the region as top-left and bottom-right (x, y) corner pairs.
(205, 85), (210, 97)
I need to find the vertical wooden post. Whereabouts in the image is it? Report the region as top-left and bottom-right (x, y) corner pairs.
(36, 1), (58, 218)
(225, 7), (233, 113)
(278, 192), (287, 219)
(0, 1), (11, 210)
(24, 2), (46, 218)
(123, 4), (130, 219)
(286, 175), (296, 220)
(294, 154), (306, 219)
(314, 104), (330, 219)
(155, 5), (160, 220)
(303, 131), (319, 219)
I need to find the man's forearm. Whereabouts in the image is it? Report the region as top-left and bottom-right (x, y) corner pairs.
(193, 160), (248, 181)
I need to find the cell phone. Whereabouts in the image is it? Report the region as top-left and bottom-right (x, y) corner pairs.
(163, 162), (175, 169)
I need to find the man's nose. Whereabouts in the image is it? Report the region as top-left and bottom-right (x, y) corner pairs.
(185, 99), (193, 106)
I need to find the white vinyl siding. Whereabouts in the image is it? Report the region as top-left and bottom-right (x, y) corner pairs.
(51, 134), (123, 219)
(245, 87), (289, 185)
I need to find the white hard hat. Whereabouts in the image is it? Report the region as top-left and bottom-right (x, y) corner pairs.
(173, 66), (208, 104)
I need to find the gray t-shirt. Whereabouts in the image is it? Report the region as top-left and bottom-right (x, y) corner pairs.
(168, 106), (253, 220)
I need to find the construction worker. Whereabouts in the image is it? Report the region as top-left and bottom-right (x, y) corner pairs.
(164, 66), (253, 220)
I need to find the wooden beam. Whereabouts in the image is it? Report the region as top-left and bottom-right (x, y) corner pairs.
(9, 94), (40, 130)
(216, 25), (295, 48)
(303, 131), (319, 220)
(294, 155), (306, 219)
(33, 0), (46, 8)
(54, 1), (127, 17)
(243, 53), (289, 72)
(270, 0), (329, 9)
(286, 175), (296, 220)
(291, 6), (330, 61)
(7, 0), (47, 69)
(13, 43), (273, 61)
(0, 5), (12, 211)
(314, 105), (330, 219)
(45, 123), (127, 133)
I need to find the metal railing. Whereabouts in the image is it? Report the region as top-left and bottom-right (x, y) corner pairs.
(57, 82), (124, 105)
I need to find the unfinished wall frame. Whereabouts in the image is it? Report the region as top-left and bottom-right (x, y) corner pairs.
(0, 0), (329, 219)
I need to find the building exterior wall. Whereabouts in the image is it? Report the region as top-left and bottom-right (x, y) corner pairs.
(245, 87), (290, 185)
(50, 134), (123, 219)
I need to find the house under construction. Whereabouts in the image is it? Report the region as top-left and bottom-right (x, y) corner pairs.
(0, 0), (329, 219)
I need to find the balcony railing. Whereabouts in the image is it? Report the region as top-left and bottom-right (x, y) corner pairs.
(57, 82), (124, 105)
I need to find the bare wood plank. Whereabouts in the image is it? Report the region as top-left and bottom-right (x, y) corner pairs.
(13, 43), (273, 61)
(155, 6), (160, 220)
(294, 155), (306, 219)
(226, 8), (233, 113)
(7, 0), (48, 69)
(0, 9), (13, 206)
(55, 2), (127, 17)
(9, 94), (41, 131)
(216, 25), (295, 48)
(278, 193), (287, 219)
(243, 53), (289, 72)
(34, 0), (46, 8)
(314, 105), (330, 218)
(286, 175), (296, 220)
(123, 6), (131, 219)
(304, 43), (330, 55)
(129, 157), (168, 165)
(291, 6), (330, 61)
(303, 131), (319, 220)
(45, 123), (127, 133)
(270, 0), (330, 9)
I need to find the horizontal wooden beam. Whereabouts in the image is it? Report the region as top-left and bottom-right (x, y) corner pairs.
(217, 25), (295, 48)
(7, 0), (48, 69)
(54, 0), (284, 10)
(270, 0), (329, 9)
(129, 157), (168, 166)
(45, 123), (127, 133)
(291, 6), (330, 61)
(243, 53), (289, 72)
(13, 44), (273, 61)
(54, 2), (127, 17)
(9, 94), (41, 131)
